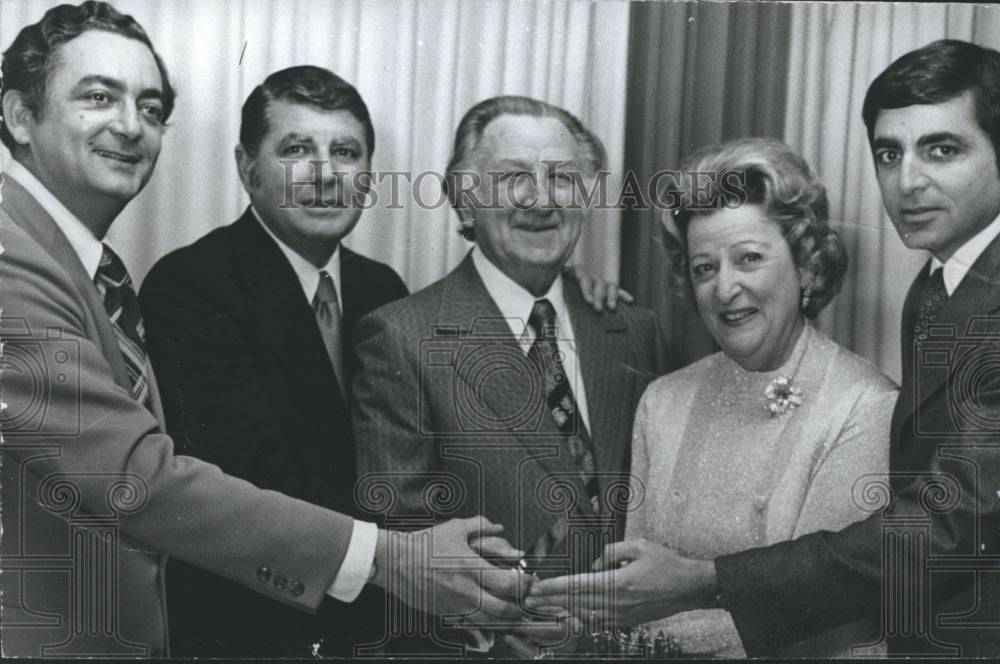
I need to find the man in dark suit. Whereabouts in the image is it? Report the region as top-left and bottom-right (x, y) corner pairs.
(138, 66), (408, 657)
(352, 96), (664, 656)
(529, 39), (1000, 657)
(0, 4), (525, 657)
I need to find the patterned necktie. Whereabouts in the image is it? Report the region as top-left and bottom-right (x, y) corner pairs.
(313, 270), (347, 398)
(527, 298), (600, 511)
(93, 244), (150, 405)
(913, 267), (948, 344)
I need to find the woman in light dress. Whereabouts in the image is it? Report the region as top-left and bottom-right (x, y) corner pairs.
(625, 138), (896, 657)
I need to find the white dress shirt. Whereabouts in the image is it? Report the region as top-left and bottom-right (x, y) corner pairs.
(251, 207), (376, 603)
(471, 247), (592, 433)
(928, 210), (1000, 295)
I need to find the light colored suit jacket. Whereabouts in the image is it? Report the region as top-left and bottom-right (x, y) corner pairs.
(352, 252), (663, 555)
(0, 178), (355, 657)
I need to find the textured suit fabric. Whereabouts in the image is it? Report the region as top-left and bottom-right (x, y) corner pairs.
(139, 208), (408, 657)
(715, 235), (1000, 656)
(0, 179), (356, 658)
(353, 252), (664, 558)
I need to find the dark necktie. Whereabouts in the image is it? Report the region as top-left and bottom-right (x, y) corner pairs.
(913, 267), (948, 344)
(313, 270), (347, 397)
(93, 244), (150, 405)
(527, 298), (600, 510)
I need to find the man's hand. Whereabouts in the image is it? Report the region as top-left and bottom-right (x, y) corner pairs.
(524, 539), (720, 627)
(565, 264), (634, 312)
(372, 517), (526, 628)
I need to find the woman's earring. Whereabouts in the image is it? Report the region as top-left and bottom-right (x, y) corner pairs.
(801, 285), (813, 311)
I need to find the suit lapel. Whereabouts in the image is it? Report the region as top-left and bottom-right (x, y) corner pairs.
(893, 236), (1000, 449)
(1, 177), (133, 393)
(437, 255), (586, 486)
(339, 246), (373, 383)
(564, 282), (631, 482)
(229, 212), (350, 418)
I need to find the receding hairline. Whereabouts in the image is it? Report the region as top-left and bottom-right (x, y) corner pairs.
(464, 111), (600, 170)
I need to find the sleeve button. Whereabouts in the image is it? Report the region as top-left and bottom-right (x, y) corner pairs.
(290, 581), (305, 597)
(257, 566), (271, 582)
(273, 575), (288, 590)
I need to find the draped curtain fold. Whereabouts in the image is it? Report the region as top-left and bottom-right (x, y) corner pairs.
(1, 0), (630, 291)
(783, 2), (1000, 381)
(620, 1), (792, 370)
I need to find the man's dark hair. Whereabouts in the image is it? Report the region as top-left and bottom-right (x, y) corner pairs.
(862, 39), (1000, 169)
(0, 0), (176, 150)
(239, 65), (374, 158)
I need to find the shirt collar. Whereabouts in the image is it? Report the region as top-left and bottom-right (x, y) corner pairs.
(6, 158), (105, 279)
(470, 246), (569, 339)
(929, 210), (1000, 295)
(251, 206), (342, 305)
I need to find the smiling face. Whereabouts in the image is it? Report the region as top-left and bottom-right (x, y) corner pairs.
(237, 100), (371, 267)
(872, 91), (1000, 259)
(4, 30), (166, 229)
(468, 114), (592, 295)
(687, 204), (806, 371)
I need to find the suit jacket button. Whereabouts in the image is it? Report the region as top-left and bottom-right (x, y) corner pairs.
(290, 581), (305, 597)
(257, 566), (271, 581)
(274, 575), (288, 590)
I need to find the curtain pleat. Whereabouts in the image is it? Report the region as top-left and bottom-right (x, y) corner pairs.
(620, 2), (792, 370)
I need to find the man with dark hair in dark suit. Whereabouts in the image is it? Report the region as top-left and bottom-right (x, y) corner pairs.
(529, 39), (1000, 657)
(138, 66), (407, 657)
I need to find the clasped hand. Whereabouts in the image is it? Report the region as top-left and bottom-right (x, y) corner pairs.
(376, 517), (532, 630)
(522, 539), (720, 628)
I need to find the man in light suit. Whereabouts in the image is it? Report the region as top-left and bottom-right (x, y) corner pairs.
(352, 96), (664, 655)
(0, 3), (523, 657)
(138, 66), (408, 657)
(529, 39), (1000, 657)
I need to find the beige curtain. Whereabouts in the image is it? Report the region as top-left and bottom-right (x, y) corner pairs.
(1, 0), (629, 291)
(783, 2), (1000, 382)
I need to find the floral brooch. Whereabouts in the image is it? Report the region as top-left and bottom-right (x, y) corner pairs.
(764, 376), (803, 417)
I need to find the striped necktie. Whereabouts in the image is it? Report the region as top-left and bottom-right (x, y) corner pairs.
(94, 244), (150, 405)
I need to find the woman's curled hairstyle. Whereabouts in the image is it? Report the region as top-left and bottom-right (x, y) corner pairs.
(663, 138), (847, 319)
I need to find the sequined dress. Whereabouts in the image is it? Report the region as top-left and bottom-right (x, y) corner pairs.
(626, 324), (897, 657)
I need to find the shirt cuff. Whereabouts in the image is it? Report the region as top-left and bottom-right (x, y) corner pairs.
(327, 519), (378, 602)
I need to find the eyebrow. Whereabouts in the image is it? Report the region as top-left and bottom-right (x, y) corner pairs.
(689, 239), (770, 259)
(872, 132), (971, 150)
(871, 136), (901, 151)
(74, 75), (163, 101)
(917, 132), (970, 148)
(277, 134), (362, 146)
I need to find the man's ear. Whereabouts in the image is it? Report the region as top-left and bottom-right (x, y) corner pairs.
(2, 90), (37, 146)
(234, 144), (257, 194)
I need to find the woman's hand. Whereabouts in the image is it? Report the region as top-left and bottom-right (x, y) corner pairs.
(523, 539), (720, 627)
